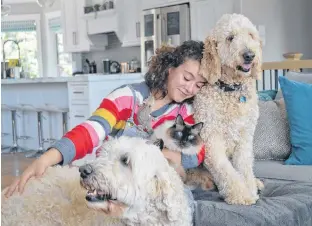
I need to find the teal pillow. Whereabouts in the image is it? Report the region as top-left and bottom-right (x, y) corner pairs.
(258, 90), (278, 101)
(279, 76), (312, 165)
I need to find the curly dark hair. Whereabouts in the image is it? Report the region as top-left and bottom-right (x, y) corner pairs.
(144, 40), (204, 104)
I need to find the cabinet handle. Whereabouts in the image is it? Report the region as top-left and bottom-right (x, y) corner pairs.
(73, 32), (76, 45)
(73, 31), (78, 45)
(136, 22), (140, 38)
(73, 91), (84, 94)
(74, 115), (85, 118)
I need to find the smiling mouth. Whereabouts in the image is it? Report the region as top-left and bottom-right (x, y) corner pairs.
(179, 89), (188, 97)
(237, 63), (252, 72)
(85, 189), (117, 202)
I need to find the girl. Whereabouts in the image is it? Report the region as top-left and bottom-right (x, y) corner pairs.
(5, 40), (207, 218)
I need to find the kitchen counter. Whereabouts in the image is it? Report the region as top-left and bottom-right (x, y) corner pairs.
(1, 73), (143, 84)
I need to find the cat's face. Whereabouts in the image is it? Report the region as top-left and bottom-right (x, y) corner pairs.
(167, 114), (203, 149)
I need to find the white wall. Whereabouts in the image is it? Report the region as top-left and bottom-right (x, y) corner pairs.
(306, 0), (312, 59)
(241, 0), (312, 61)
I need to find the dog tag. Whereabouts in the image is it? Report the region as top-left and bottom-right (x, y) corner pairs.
(239, 96), (247, 103)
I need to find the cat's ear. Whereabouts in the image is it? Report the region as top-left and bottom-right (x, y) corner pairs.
(175, 114), (184, 125)
(191, 122), (204, 134)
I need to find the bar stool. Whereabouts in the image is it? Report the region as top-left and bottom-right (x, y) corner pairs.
(1, 112), (10, 147)
(25, 104), (69, 159)
(1, 104), (30, 154)
(22, 104), (49, 159)
(1, 133), (11, 150)
(44, 104), (69, 138)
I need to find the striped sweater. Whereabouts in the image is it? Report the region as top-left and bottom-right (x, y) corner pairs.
(50, 81), (205, 169)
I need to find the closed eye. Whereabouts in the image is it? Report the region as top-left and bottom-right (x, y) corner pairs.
(184, 70), (195, 82)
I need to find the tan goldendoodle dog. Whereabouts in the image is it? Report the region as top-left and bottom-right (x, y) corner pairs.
(193, 13), (264, 205)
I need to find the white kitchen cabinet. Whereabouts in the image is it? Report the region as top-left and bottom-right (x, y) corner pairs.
(83, 0), (142, 47)
(84, 9), (118, 35)
(60, 0), (76, 52)
(119, 0), (141, 47)
(190, 0), (236, 41)
(141, 0), (164, 10)
(66, 74), (145, 130)
(68, 104), (90, 129)
(141, 0), (189, 10)
(60, 0), (91, 52)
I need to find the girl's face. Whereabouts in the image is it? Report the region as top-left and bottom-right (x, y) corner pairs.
(167, 59), (206, 103)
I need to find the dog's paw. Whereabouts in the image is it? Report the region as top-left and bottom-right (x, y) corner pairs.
(248, 178), (264, 196)
(245, 178), (259, 197)
(225, 193), (258, 205)
(255, 178), (264, 191)
(223, 181), (259, 205)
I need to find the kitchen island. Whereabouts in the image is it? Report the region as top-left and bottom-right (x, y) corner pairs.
(1, 73), (144, 165)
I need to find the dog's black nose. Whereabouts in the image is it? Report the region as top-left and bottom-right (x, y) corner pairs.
(79, 164), (93, 179)
(243, 50), (255, 62)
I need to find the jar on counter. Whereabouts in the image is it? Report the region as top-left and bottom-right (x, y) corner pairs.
(120, 62), (129, 73)
(129, 58), (140, 73)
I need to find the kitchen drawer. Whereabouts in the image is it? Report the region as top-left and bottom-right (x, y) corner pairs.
(68, 83), (89, 104)
(69, 104), (90, 129)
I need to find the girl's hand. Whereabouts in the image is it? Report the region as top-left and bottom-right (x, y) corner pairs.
(4, 148), (63, 198)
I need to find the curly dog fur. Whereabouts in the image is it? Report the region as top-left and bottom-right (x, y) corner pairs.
(193, 14), (264, 205)
(1, 137), (192, 226)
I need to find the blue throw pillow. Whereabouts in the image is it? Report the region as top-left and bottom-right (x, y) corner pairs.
(257, 90), (278, 101)
(279, 76), (312, 165)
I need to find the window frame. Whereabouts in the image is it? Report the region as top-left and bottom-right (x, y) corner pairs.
(45, 10), (61, 77)
(45, 10), (73, 77)
(2, 13), (43, 78)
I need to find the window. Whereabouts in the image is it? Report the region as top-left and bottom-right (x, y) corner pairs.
(46, 12), (73, 77)
(56, 32), (72, 76)
(1, 16), (42, 78)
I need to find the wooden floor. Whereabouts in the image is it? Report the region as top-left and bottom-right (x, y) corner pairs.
(1, 152), (34, 190)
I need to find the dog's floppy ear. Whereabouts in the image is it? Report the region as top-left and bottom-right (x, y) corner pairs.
(251, 40), (263, 80)
(152, 171), (180, 222)
(200, 36), (221, 85)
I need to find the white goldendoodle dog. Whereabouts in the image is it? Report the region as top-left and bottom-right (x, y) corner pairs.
(193, 13), (264, 205)
(1, 137), (192, 226)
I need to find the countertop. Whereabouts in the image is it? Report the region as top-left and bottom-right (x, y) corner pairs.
(1, 73), (144, 84)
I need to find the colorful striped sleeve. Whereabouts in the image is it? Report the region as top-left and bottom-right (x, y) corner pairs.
(179, 103), (206, 169)
(49, 86), (134, 165)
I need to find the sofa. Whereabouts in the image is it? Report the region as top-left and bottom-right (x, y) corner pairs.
(192, 71), (312, 226)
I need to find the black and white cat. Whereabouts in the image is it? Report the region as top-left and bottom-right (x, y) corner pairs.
(150, 114), (215, 191)
(151, 114), (204, 155)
